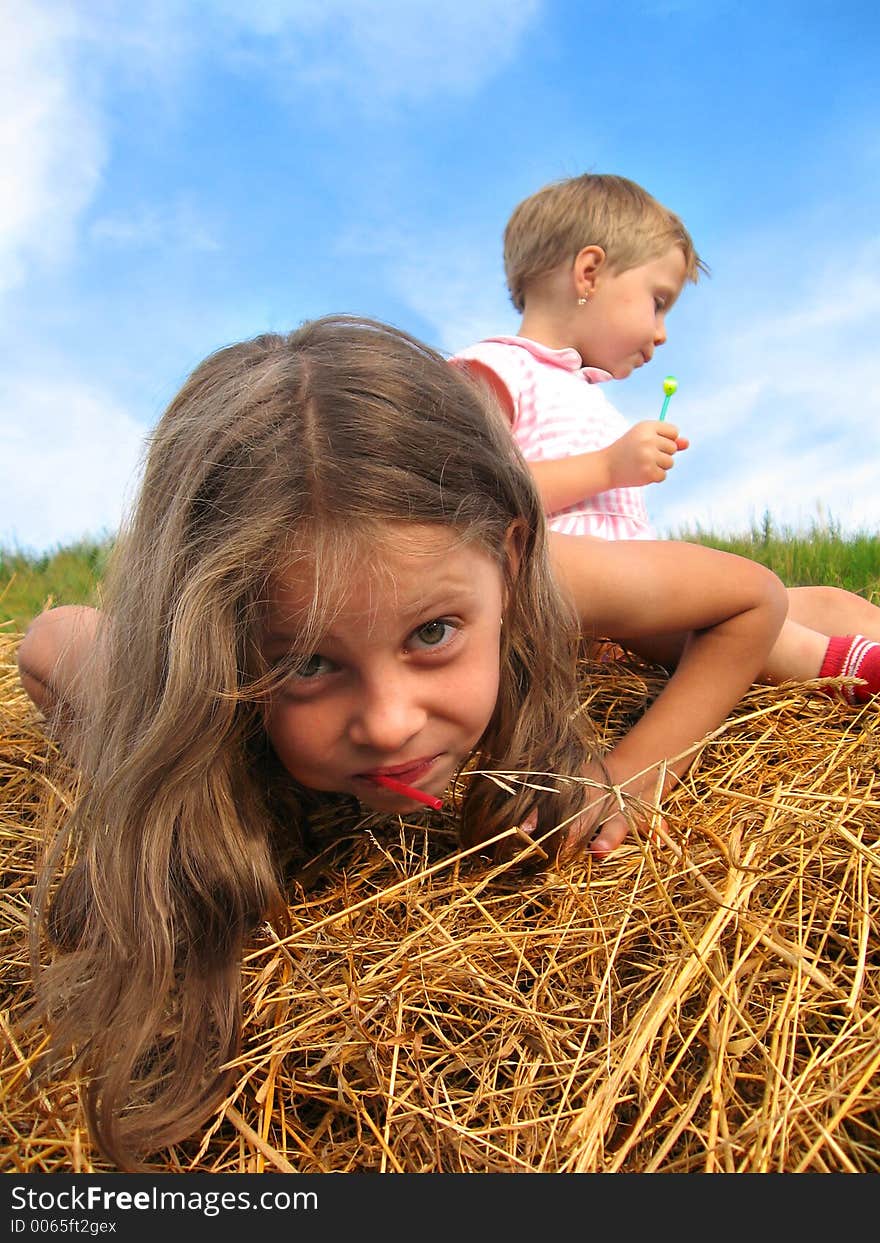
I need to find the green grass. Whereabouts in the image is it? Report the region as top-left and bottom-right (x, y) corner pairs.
(1, 539), (111, 635)
(2, 515), (878, 636)
(674, 512), (880, 603)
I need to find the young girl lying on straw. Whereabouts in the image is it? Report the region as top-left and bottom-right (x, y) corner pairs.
(15, 314), (786, 1169)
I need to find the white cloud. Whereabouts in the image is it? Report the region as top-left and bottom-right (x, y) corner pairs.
(341, 221), (518, 352)
(655, 442), (878, 538)
(0, 376), (146, 554)
(211, 0), (543, 102)
(718, 240), (880, 385)
(61, 0), (543, 109)
(1, 0), (541, 300)
(0, 1), (106, 296)
(90, 199), (221, 252)
(650, 245), (880, 537)
(393, 243), (516, 355)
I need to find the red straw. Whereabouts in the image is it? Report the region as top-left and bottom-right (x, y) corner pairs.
(371, 773), (444, 810)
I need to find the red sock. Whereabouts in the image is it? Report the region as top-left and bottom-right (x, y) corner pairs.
(819, 635), (880, 704)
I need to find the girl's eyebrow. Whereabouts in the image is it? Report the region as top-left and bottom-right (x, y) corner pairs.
(261, 629), (300, 649)
(262, 576), (481, 649)
(387, 575), (484, 626)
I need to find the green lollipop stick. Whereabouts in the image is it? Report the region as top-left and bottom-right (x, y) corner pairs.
(659, 375), (678, 421)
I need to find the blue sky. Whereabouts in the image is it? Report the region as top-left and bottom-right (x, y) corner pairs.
(2, 0), (879, 554)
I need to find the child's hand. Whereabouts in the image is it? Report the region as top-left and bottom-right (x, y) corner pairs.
(605, 420), (686, 490)
(561, 755), (669, 862)
(513, 768), (666, 866)
(563, 790), (667, 860)
(563, 797), (631, 858)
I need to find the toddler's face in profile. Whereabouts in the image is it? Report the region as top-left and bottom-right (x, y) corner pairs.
(580, 245), (687, 379)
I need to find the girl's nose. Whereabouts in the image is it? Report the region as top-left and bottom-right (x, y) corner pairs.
(347, 674), (428, 753)
(654, 316), (667, 346)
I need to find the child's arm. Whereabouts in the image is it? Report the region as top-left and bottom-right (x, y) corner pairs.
(548, 536), (789, 858)
(456, 356), (687, 512)
(16, 605), (102, 734)
(530, 420), (688, 514)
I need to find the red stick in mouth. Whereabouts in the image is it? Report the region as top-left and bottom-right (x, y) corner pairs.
(370, 773), (444, 810)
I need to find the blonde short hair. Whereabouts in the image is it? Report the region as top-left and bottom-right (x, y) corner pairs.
(504, 173), (707, 312)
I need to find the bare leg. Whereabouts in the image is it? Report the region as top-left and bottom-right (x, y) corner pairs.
(549, 534), (873, 689)
(617, 618), (828, 685)
(760, 586), (880, 686)
(786, 585), (880, 641)
(756, 617), (829, 684)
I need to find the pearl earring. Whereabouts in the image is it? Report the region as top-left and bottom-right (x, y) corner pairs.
(577, 294), (589, 305)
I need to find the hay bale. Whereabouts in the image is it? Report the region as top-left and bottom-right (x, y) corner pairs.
(2, 630), (879, 1173)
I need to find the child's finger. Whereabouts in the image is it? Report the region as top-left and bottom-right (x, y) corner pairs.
(591, 807), (670, 857)
(587, 810), (629, 858)
(519, 810), (537, 837)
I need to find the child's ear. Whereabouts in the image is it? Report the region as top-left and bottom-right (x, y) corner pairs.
(502, 519), (527, 604)
(573, 245), (606, 297)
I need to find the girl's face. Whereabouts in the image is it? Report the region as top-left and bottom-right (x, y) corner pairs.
(261, 524), (508, 813)
(579, 245), (687, 379)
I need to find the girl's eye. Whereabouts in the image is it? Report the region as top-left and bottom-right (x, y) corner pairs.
(293, 653), (334, 680)
(410, 618), (457, 651)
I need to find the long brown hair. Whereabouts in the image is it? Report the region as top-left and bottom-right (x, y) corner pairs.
(32, 315), (594, 1168)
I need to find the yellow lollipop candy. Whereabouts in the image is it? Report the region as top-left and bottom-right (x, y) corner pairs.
(659, 375), (678, 421)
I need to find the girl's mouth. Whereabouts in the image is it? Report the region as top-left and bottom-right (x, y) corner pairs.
(369, 774), (444, 810)
(355, 756), (445, 810)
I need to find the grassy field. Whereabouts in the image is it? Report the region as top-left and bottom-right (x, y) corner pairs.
(1, 516), (878, 636)
(1, 539), (112, 635)
(678, 513), (880, 603)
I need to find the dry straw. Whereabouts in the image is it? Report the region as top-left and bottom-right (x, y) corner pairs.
(2, 629), (879, 1173)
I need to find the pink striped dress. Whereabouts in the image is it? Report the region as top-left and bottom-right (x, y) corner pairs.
(453, 335), (656, 540)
